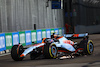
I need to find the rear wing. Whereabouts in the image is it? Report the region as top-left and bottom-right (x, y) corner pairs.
(64, 33), (88, 39)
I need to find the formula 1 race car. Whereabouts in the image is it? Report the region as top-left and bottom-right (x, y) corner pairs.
(11, 33), (94, 61)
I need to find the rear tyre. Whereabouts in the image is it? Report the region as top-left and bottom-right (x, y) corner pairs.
(79, 40), (94, 55)
(11, 45), (24, 61)
(43, 43), (58, 59)
(85, 40), (94, 55)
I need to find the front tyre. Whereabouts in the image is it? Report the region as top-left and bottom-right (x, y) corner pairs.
(11, 45), (24, 61)
(43, 43), (58, 59)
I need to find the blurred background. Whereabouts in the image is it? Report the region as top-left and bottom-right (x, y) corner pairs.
(0, 0), (100, 34)
(64, 0), (100, 33)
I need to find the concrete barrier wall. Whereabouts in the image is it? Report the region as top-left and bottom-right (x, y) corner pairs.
(0, 0), (64, 32)
(75, 25), (100, 34)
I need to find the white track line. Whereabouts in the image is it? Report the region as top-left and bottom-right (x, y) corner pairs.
(0, 53), (10, 57)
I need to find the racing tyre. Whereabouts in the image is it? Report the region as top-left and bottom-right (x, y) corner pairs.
(80, 40), (94, 55)
(43, 43), (58, 59)
(11, 45), (24, 61)
(85, 40), (94, 55)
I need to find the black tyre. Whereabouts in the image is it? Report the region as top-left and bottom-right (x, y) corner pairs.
(84, 40), (94, 55)
(11, 45), (24, 61)
(79, 40), (94, 55)
(43, 43), (58, 59)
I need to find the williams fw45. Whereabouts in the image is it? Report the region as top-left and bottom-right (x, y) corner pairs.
(11, 33), (94, 61)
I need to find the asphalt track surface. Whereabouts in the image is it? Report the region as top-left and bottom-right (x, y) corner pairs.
(0, 34), (100, 67)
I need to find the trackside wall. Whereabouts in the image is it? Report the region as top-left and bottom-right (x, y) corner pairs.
(75, 25), (100, 33)
(0, 0), (64, 32)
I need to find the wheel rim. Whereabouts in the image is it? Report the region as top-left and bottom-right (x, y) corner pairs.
(87, 40), (94, 54)
(89, 43), (93, 53)
(49, 44), (57, 58)
(18, 45), (24, 55)
(51, 46), (57, 56)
